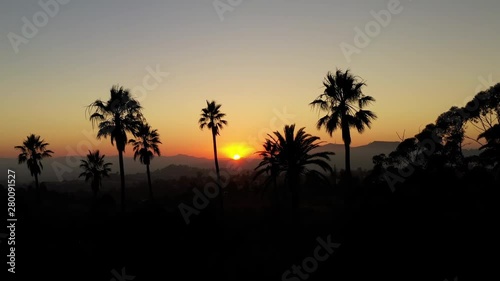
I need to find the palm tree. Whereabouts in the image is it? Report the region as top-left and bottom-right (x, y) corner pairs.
(310, 69), (377, 180)
(199, 101), (227, 214)
(87, 85), (142, 212)
(15, 134), (54, 202)
(254, 139), (280, 211)
(129, 122), (162, 200)
(254, 139), (280, 192)
(199, 100), (228, 182)
(79, 150), (112, 197)
(256, 124), (334, 223)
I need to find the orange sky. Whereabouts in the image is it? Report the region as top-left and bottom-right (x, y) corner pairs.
(1, 0), (499, 159)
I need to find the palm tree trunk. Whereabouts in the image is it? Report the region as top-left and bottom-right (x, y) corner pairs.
(212, 132), (221, 180)
(212, 132), (224, 238)
(344, 141), (351, 178)
(146, 164), (153, 200)
(34, 173), (40, 204)
(92, 180), (98, 198)
(342, 124), (352, 184)
(291, 182), (299, 225)
(287, 173), (300, 225)
(272, 176), (279, 219)
(212, 132), (222, 200)
(118, 149), (126, 213)
(211, 131), (225, 278)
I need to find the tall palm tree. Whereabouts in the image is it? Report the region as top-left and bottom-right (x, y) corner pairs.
(15, 134), (54, 201)
(256, 124), (334, 223)
(310, 69), (377, 180)
(199, 100), (228, 182)
(129, 122), (162, 200)
(87, 85), (142, 212)
(199, 100), (227, 217)
(79, 150), (112, 197)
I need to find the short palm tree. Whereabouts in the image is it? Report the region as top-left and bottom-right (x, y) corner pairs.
(254, 139), (280, 192)
(256, 124), (334, 223)
(310, 69), (377, 180)
(129, 122), (162, 200)
(87, 85), (143, 212)
(254, 139), (281, 211)
(79, 150), (112, 197)
(15, 134), (54, 201)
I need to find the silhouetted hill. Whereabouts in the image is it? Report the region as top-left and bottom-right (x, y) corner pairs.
(0, 155), (249, 184)
(316, 141), (399, 170)
(0, 141), (481, 184)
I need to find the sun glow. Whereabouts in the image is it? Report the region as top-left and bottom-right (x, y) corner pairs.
(222, 143), (254, 160)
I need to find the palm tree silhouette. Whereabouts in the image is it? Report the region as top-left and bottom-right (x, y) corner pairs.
(256, 124), (334, 223)
(14, 134), (54, 202)
(199, 100), (228, 182)
(254, 139), (280, 192)
(79, 150), (112, 197)
(254, 139), (281, 212)
(310, 69), (377, 180)
(129, 122), (162, 200)
(87, 85), (143, 212)
(199, 100), (227, 218)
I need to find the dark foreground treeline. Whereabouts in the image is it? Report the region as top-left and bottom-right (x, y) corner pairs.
(1, 165), (498, 281)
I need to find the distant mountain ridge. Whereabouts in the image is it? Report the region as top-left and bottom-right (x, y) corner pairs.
(0, 141), (479, 184)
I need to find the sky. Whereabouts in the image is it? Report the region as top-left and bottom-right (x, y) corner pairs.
(1, 0), (499, 159)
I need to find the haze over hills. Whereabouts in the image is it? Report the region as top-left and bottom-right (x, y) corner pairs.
(0, 141), (480, 184)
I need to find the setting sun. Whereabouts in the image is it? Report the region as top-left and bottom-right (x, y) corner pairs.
(1, 1), (499, 279)
(222, 143), (255, 160)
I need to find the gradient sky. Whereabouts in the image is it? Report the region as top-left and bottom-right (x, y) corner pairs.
(1, 0), (499, 159)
